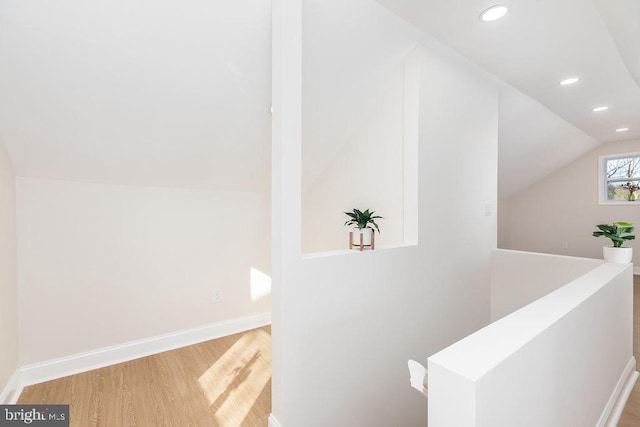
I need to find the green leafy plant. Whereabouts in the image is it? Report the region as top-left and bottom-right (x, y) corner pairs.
(592, 221), (636, 248)
(344, 208), (383, 233)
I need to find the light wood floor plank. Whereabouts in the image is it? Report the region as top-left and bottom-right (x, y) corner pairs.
(18, 326), (271, 427)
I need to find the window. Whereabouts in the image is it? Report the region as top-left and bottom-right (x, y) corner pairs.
(599, 152), (640, 204)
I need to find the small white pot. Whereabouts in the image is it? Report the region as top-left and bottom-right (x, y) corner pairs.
(602, 245), (633, 264)
(351, 228), (373, 246)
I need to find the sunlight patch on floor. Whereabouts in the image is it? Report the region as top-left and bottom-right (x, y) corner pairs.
(198, 328), (271, 426)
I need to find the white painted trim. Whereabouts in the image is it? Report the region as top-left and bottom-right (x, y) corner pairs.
(268, 414), (283, 427)
(634, 267), (640, 275)
(15, 312), (271, 391)
(608, 370), (639, 427)
(598, 357), (638, 427)
(0, 369), (23, 404)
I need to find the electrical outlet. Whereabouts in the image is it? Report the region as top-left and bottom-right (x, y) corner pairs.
(212, 289), (222, 304)
(562, 241), (569, 249)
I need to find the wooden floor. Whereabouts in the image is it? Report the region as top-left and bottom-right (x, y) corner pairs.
(18, 326), (271, 427)
(618, 275), (640, 427)
(17, 277), (640, 426)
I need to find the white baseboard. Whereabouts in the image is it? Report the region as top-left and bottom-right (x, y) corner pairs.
(268, 414), (283, 427)
(634, 267), (639, 275)
(9, 312), (271, 398)
(610, 369), (639, 426)
(0, 369), (23, 404)
(598, 357), (638, 427)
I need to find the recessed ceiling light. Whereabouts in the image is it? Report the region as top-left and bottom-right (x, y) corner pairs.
(480, 5), (509, 22)
(592, 106), (609, 112)
(560, 77), (580, 86)
(616, 127), (629, 132)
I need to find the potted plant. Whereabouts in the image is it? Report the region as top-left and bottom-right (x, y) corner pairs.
(344, 208), (383, 250)
(592, 221), (635, 263)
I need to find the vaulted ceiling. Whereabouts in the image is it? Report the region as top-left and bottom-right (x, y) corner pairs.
(0, 1), (271, 192)
(375, 0), (640, 197)
(1, 0), (639, 198)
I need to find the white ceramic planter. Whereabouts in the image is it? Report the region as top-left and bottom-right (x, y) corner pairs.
(351, 228), (373, 246)
(602, 245), (633, 264)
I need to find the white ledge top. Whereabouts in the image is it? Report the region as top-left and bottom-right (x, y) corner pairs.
(428, 261), (630, 381)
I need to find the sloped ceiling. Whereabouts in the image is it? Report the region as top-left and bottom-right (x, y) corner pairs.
(375, 0), (640, 198)
(594, 0), (640, 90)
(0, 1), (271, 191)
(302, 0), (421, 190)
(499, 83), (599, 198)
(2, 0), (639, 198)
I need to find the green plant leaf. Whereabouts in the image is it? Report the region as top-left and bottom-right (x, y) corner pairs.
(345, 207), (384, 233)
(593, 221), (635, 247)
(614, 221), (633, 227)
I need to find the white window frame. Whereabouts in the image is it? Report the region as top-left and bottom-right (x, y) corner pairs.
(598, 151), (640, 205)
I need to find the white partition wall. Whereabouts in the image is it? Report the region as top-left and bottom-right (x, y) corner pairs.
(271, 1), (499, 426)
(491, 249), (603, 321)
(429, 252), (636, 427)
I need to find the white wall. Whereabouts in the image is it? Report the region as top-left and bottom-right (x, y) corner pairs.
(272, 0), (498, 425)
(429, 256), (633, 427)
(497, 199), (511, 249)
(504, 139), (640, 266)
(0, 137), (18, 394)
(302, 67), (406, 252)
(16, 178), (270, 364)
(491, 249), (602, 321)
